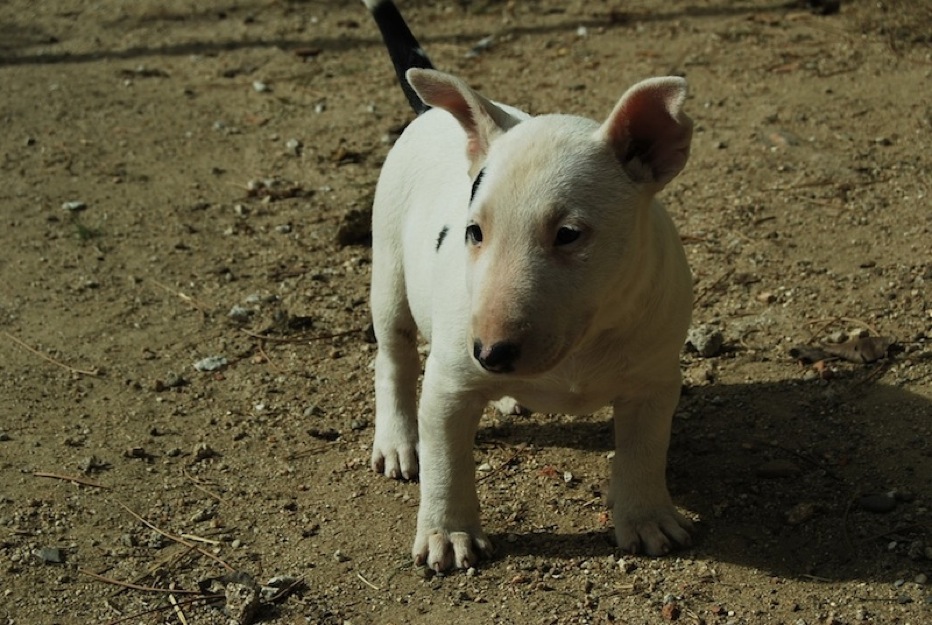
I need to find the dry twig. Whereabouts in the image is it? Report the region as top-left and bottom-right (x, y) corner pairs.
(113, 500), (235, 573)
(79, 568), (203, 595)
(33, 471), (108, 489)
(3, 331), (102, 377)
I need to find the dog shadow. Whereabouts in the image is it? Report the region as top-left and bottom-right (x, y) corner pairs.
(479, 373), (932, 582)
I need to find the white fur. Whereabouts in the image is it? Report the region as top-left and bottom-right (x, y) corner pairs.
(370, 68), (695, 571)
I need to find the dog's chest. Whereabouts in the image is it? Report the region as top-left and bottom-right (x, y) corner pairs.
(504, 354), (627, 415)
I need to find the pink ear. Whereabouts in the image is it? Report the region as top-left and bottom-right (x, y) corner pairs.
(599, 77), (693, 188)
(407, 68), (518, 165)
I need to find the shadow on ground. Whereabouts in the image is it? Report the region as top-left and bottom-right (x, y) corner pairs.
(482, 374), (931, 582)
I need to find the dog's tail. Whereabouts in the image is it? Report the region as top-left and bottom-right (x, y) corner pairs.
(363, 0), (434, 115)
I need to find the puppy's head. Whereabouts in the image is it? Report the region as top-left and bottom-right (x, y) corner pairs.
(408, 69), (693, 376)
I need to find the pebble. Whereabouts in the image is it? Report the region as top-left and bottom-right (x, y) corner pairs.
(223, 572), (261, 625)
(275, 223), (292, 234)
(285, 138), (302, 155)
(0, 432), (9, 442)
(661, 600), (680, 621)
(228, 305), (253, 321)
(334, 549), (350, 562)
(61, 200), (87, 212)
(252, 80), (270, 93)
(857, 493), (897, 513)
(686, 326), (724, 358)
(477, 462), (492, 472)
(786, 502), (818, 525)
(163, 371), (186, 388)
(193, 356), (227, 372)
(192, 442), (220, 462)
(35, 547), (63, 564)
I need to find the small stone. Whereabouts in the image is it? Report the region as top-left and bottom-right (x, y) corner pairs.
(915, 573), (927, 585)
(786, 502), (818, 525)
(193, 356), (227, 372)
(617, 557), (637, 573)
(252, 80), (270, 93)
(349, 419), (368, 431)
(661, 600), (681, 620)
(0, 432), (10, 442)
(756, 291), (776, 304)
(192, 442), (220, 462)
(61, 200), (87, 212)
(466, 567), (477, 577)
(79, 455), (108, 474)
(314, 101), (326, 114)
(275, 223), (292, 234)
(477, 462), (492, 472)
(163, 372), (187, 388)
(228, 305), (253, 321)
(756, 459), (801, 478)
(858, 493), (897, 513)
(123, 446), (147, 459)
(190, 507), (215, 523)
(223, 571), (261, 625)
(285, 138), (302, 155)
(35, 547), (64, 564)
(334, 549), (350, 562)
(685, 326), (724, 358)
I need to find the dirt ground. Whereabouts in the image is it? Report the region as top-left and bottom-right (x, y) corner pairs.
(1, 0), (930, 623)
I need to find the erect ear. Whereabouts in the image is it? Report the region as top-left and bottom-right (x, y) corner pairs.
(598, 76), (693, 190)
(407, 68), (519, 168)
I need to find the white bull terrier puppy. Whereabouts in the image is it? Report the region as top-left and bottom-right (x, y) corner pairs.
(364, 0), (695, 572)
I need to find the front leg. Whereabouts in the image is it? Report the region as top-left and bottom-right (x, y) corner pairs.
(611, 377), (692, 555)
(413, 357), (493, 571)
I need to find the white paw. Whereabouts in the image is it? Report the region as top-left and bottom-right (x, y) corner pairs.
(613, 504), (693, 556)
(413, 528), (494, 571)
(371, 431), (419, 480)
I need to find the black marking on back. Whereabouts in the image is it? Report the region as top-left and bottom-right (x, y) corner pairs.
(367, 0), (435, 115)
(470, 168), (485, 203)
(436, 225), (449, 251)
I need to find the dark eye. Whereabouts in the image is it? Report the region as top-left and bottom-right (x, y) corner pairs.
(466, 224), (483, 245)
(554, 227), (582, 246)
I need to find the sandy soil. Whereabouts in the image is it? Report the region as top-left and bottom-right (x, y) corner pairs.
(1, 1), (930, 623)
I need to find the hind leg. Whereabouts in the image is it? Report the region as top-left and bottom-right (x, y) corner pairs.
(369, 246), (421, 480)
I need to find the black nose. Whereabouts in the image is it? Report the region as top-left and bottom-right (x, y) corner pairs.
(473, 340), (520, 373)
